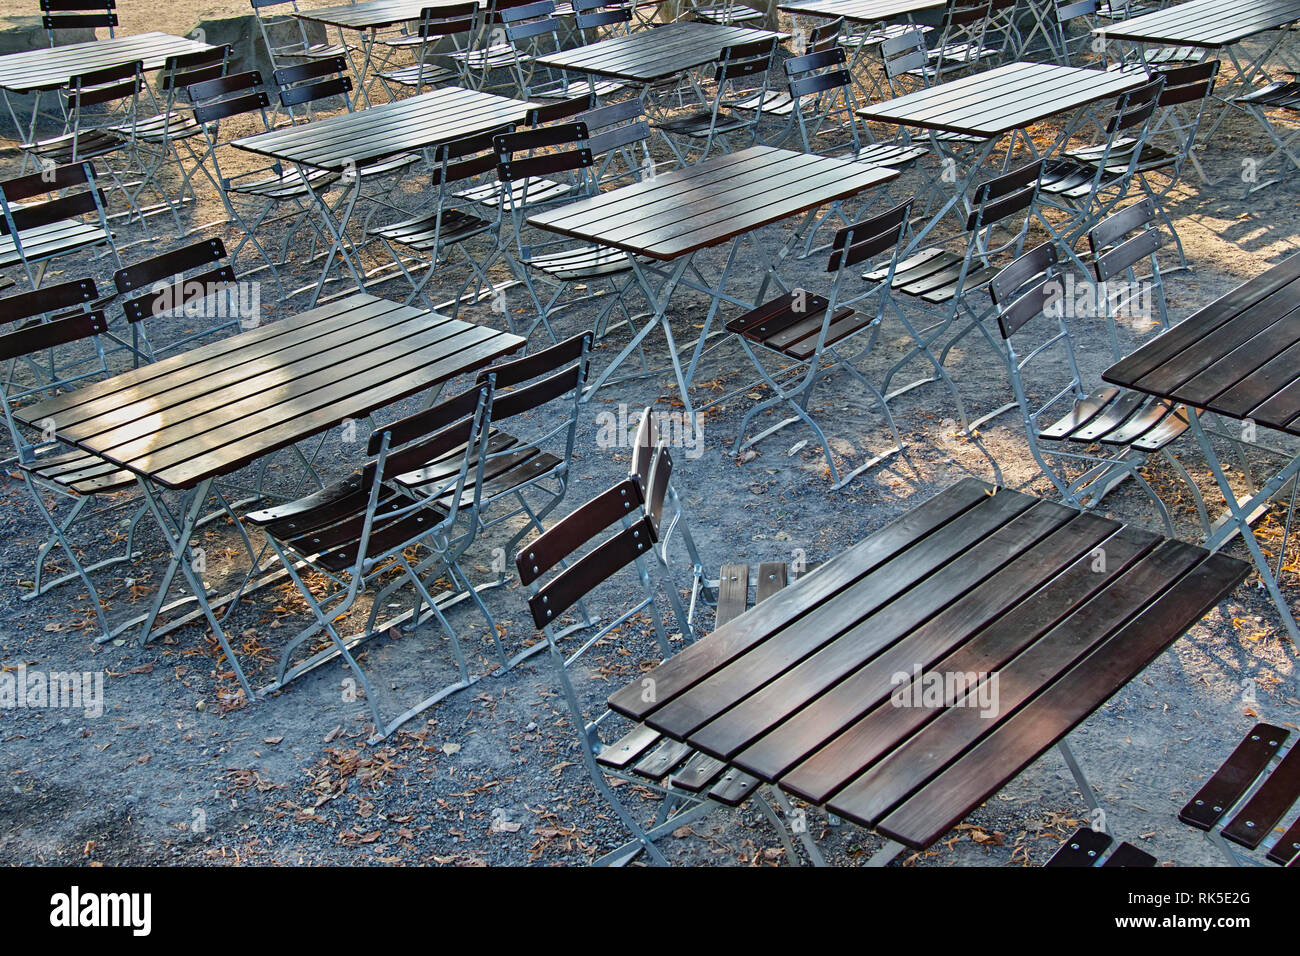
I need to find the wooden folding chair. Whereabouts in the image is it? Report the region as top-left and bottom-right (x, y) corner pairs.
(0, 303), (148, 642)
(375, 3), (481, 94)
(514, 449), (825, 866)
(0, 161), (120, 290)
(366, 124), (512, 315)
(243, 384), (499, 739)
(729, 200), (913, 489)
(1180, 722), (1300, 866)
(990, 240), (1207, 533)
(39, 0), (117, 45)
(501, 0), (625, 99)
(1082, 198), (1172, 363)
(877, 161), (1044, 434)
(249, 0), (355, 77)
(383, 332), (594, 669)
(653, 37), (779, 166)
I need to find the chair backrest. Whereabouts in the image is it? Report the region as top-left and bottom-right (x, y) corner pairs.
(881, 28), (932, 93)
(1085, 199), (1169, 355)
(65, 59), (144, 137)
(574, 0), (632, 37)
(716, 37), (777, 85)
(0, 278), (98, 327)
(828, 198), (912, 275)
(414, 1), (482, 37)
(189, 70), (272, 127)
(112, 238), (244, 360)
(494, 122), (598, 218)
(525, 92), (596, 127)
(274, 56), (355, 111)
(40, 0), (116, 44)
(0, 162), (113, 276)
(991, 241), (1089, 433)
(160, 45), (232, 92)
(0, 308), (112, 462)
(365, 383), (493, 529)
(966, 160), (1043, 234)
(576, 98), (652, 183)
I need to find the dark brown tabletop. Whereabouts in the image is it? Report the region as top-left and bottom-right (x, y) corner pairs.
(778, 0), (945, 24)
(858, 61), (1148, 138)
(231, 86), (537, 172)
(530, 20), (785, 83)
(1103, 253), (1300, 432)
(526, 145), (898, 261)
(606, 478), (1249, 850)
(0, 32), (216, 95)
(295, 0), (469, 30)
(17, 294), (523, 491)
(1094, 0), (1300, 48)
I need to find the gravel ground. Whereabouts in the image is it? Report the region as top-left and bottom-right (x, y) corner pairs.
(1, 16), (1299, 867)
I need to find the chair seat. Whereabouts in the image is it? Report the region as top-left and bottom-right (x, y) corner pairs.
(1038, 385), (1188, 452)
(532, 79), (626, 100)
(923, 42), (999, 68)
(356, 153), (422, 178)
(229, 166), (340, 199)
(447, 43), (517, 70)
(25, 129), (127, 163)
(246, 429), (562, 572)
(523, 244), (632, 281)
(377, 62), (458, 86)
(1143, 45), (1206, 65)
(730, 89), (795, 116)
(726, 289), (868, 361)
(865, 246), (998, 303)
(454, 177), (572, 208)
(0, 220), (111, 270)
(654, 109), (753, 137)
(852, 142), (927, 167)
(1237, 79), (1300, 109)
(21, 446), (137, 495)
(117, 109), (202, 142)
(367, 207), (492, 251)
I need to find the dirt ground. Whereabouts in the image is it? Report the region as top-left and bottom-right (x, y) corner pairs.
(0, 11), (1298, 867)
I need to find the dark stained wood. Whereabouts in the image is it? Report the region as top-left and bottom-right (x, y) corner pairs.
(1179, 723), (1289, 830)
(1221, 743), (1300, 849)
(859, 62), (1146, 138)
(1103, 253), (1300, 436)
(715, 564), (750, 628)
(606, 479), (1250, 851)
(527, 145), (897, 261)
(0, 32), (213, 94)
(1096, 0), (1300, 48)
(1045, 826), (1112, 866)
(16, 293), (523, 490)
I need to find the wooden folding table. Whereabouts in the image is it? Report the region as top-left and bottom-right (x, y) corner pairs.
(608, 477), (1249, 860)
(16, 293), (524, 699)
(1104, 252), (1300, 643)
(526, 144), (897, 424)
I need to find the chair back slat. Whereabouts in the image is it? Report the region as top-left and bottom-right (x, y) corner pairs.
(630, 405), (656, 486)
(717, 39), (776, 81)
(489, 364), (583, 420)
(989, 240), (1056, 304)
(417, 1), (480, 34)
(789, 68), (850, 100)
(0, 279), (98, 325)
(527, 93), (595, 125)
(1088, 198), (1155, 252)
(997, 274), (1060, 339)
(525, 515), (657, 628)
(477, 330), (589, 388)
(368, 384), (484, 456)
(0, 310), (108, 362)
(113, 237), (227, 292)
(644, 442), (672, 533)
(829, 199), (911, 271)
(7, 190), (100, 232)
(1, 161), (91, 202)
(517, 477), (644, 585)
